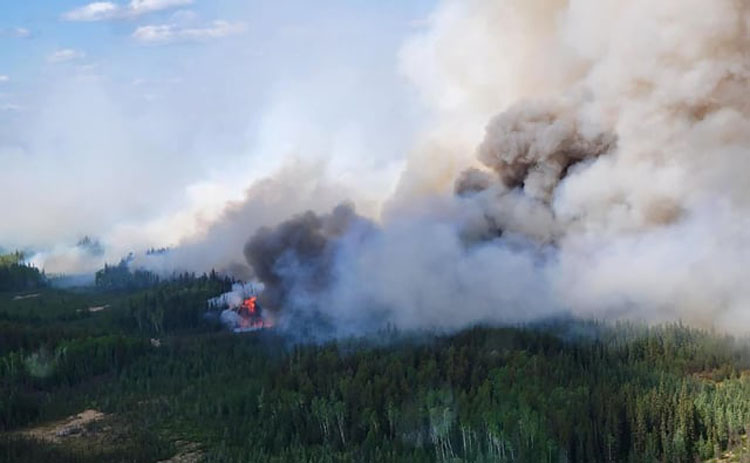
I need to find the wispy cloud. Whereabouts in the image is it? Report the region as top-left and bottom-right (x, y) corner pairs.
(129, 0), (192, 15)
(62, 0), (192, 22)
(62, 2), (118, 21)
(133, 20), (246, 44)
(0, 75), (9, 83)
(47, 49), (86, 64)
(0, 27), (31, 38)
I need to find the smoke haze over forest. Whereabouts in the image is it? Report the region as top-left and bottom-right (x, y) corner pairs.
(3, 0), (750, 334)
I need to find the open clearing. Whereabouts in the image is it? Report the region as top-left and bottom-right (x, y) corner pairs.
(20, 409), (107, 444)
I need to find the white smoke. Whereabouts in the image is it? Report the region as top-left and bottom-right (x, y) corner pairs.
(1, 3), (421, 276)
(14, 0), (750, 335)
(134, 159), (375, 278)
(395, 0), (750, 331)
(243, 0), (750, 336)
(208, 282), (262, 310)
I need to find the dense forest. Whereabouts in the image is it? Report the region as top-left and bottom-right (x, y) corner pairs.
(1, 264), (749, 462)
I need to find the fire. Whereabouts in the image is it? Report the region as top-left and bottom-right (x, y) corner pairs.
(241, 296), (257, 315)
(232, 296), (273, 331)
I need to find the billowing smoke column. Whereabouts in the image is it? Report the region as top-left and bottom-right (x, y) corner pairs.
(239, 0), (750, 337)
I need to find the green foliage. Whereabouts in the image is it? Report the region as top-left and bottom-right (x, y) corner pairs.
(1, 276), (750, 462)
(94, 259), (160, 290)
(125, 271), (232, 335)
(0, 252), (24, 267)
(0, 251), (45, 292)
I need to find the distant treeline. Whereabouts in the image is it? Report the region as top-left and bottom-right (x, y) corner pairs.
(0, 252), (45, 292)
(94, 259), (160, 290)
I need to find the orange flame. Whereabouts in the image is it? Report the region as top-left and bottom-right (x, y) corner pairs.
(234, 296), (271, 330)
(242, 296), (257, 315)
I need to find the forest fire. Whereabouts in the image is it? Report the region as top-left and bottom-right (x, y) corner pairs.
(226, 296), (273, 332)
(241, 296), (257, 316)
(233, 296), (266, 330)
(211, 283), (274, 333)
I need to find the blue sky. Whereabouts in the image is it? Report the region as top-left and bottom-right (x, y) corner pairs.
(0, 0), (437, 268)
(1, 1), (434, 108)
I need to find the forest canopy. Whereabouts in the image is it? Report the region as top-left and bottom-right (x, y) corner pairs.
(1, 266), (750, 462)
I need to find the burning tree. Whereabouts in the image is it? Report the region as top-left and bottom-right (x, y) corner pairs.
(211, 283), (274, 333)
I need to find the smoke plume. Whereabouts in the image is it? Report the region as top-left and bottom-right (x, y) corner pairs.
(243, 203), (371, 309)
(1, 2), (420, 276)
(232, 0), (750, 337)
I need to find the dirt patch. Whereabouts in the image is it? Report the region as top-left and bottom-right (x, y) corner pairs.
(21, 409), (107, 444)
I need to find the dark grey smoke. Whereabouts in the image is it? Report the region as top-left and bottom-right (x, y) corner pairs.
(243, 203), (371, 310)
